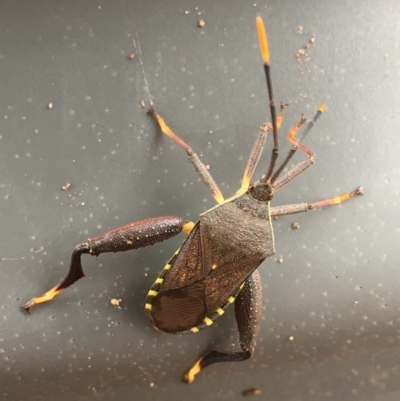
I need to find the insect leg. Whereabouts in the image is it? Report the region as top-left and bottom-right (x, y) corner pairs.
(271, 104), (326, 194)
(238, 103), (288, 194)
(271, 156), (315, 194)
(148, 107), (224, 204)
(23, 216), (194, 313)
(270, 186), (363, 217)
(271, 104), (326, 189)
(183, 270), (262, 384)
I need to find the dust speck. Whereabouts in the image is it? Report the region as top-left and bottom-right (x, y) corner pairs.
(111, 298), (122, 309)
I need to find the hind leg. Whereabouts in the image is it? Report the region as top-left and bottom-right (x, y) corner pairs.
(184, 270), (262, 383)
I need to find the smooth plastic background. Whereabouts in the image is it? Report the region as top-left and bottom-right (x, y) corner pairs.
(1, 1), (400, 400)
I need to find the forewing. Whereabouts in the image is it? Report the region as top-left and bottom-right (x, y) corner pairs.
(155, 217), (266, 332)
(151, 281), (206, 333)
(204, 257), (263, 313)
(162, 222), (212, 290)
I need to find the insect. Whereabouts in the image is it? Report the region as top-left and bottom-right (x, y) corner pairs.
(23, 17), (363, 383)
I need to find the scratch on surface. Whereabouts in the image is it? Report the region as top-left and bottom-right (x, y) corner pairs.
(132, 34), (153, 105)
(120, 1), (153, 105)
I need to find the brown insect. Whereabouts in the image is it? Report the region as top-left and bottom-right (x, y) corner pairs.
(23, 17), (362, 383)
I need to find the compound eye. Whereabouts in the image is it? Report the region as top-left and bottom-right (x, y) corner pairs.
(248, 184), (255, 193)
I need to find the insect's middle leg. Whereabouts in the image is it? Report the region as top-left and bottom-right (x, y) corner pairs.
(184, 270), (262, 384)
(271, 105), (326, 192)
(23, 216), (194, 312)
(148, 107), (224, 204)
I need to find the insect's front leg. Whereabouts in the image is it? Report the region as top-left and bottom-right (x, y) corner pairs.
(23, 216), (194, 313)
(184, 270), (262, 383)
(270, 186), (363, 217)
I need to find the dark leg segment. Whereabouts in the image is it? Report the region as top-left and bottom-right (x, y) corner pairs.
(271, 104), (325, 184)
(270, 114), (307, 183)
(271, 104), (327, 193)
(23, 216), (194, 312)
(270, 186), (363, 217)
(271, 156), (316, 194)
(183, 270), (262, 383)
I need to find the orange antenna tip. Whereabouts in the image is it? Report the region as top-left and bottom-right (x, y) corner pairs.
(318, 103), (327, 112)
(256, 16), (269, 64)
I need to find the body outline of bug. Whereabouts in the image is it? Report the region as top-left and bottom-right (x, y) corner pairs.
(23, 16), (363, 383)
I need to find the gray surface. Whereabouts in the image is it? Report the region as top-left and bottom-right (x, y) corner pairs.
(1, 0), (400, 400)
